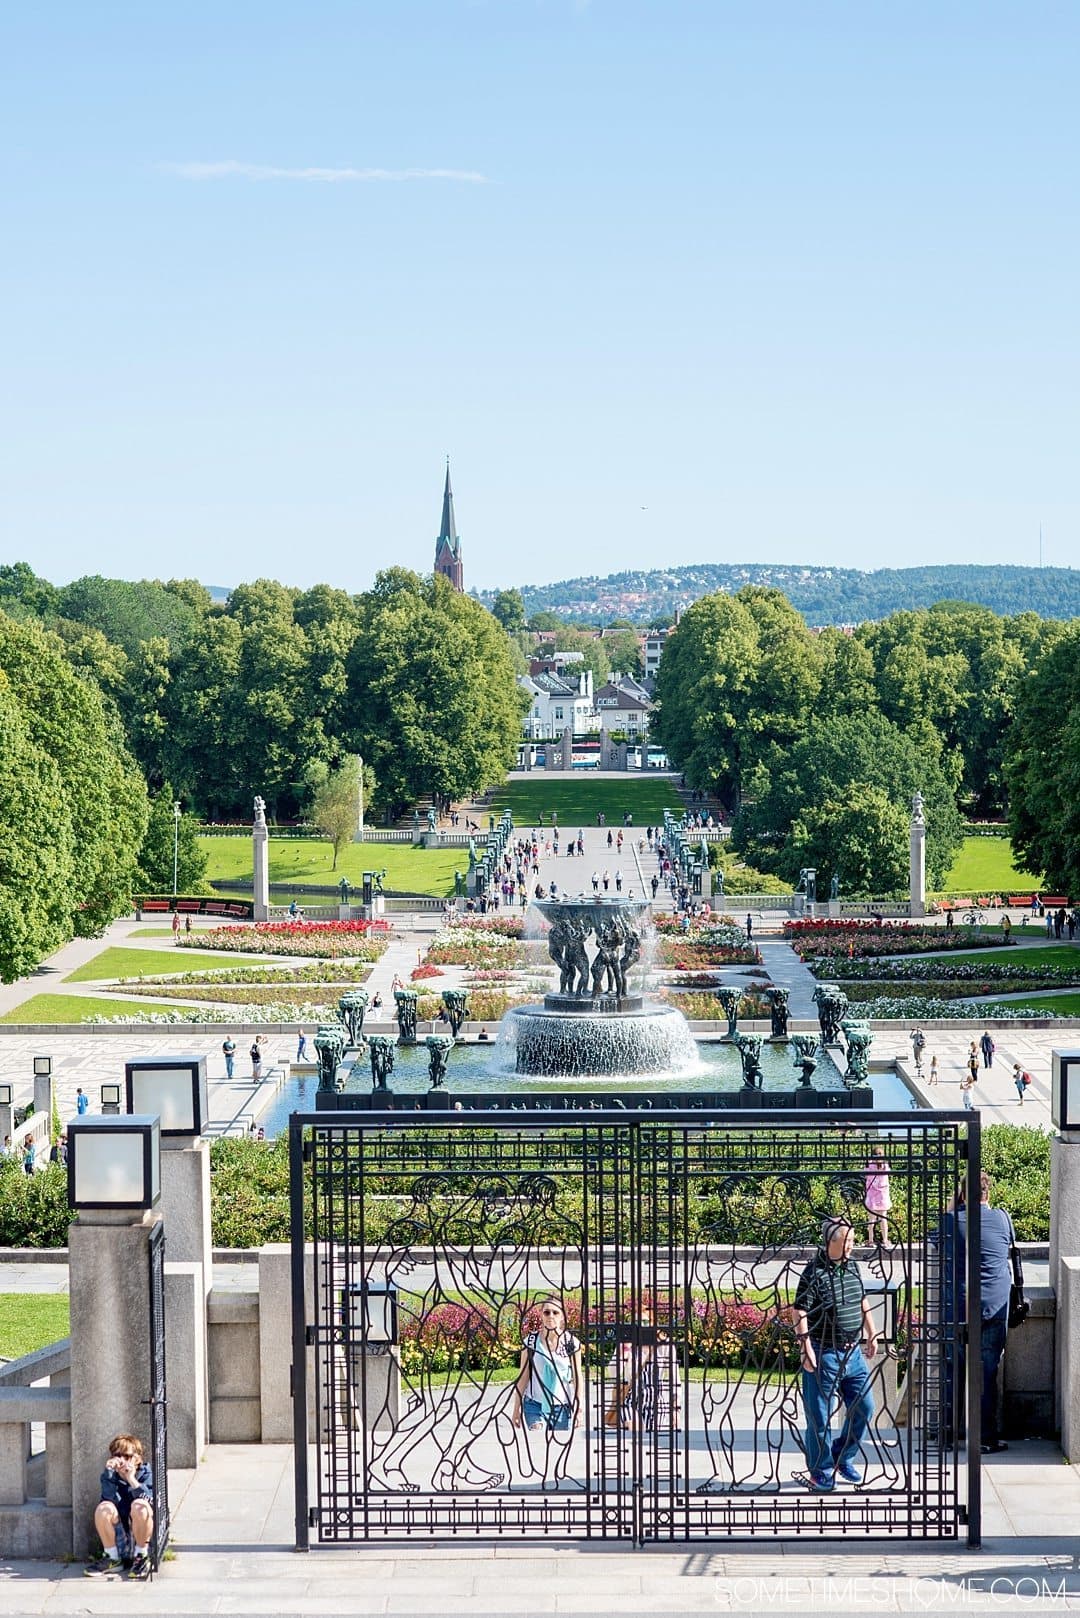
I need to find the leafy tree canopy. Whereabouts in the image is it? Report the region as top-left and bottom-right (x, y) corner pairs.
(734, 711), (963, 897)
(1006, 622), (1080, 895)
(345, 570), (525, 814)
(136, 783), (209, 895)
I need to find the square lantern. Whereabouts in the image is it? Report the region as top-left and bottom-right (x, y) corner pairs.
(1052, 1050), (1080, 1133)
(345, 1281), (399, 1346)
(125, 1056), (208, 1138)
(33, 1056), (52, 1078)
(67, 1115), (160, 1211)
(100, 1082), (122, 1115)
(0, 1083), (12, 1108)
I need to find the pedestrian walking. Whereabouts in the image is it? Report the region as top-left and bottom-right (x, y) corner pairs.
(171, 910), (181, 943)
(296, 1028), (309, 1062)
(928, 1054), (939, 1085)
(615, 871), (623, 892)
(864, 1147), (892, 1248)
(1013, 1064), (1031, 1105)
(221, 1037), (236, 1080)
(910, 1028), (926, 1073)
(76, 1087), (90, 1116)
(250, 1037), (264, 1082)
(745, 913), (753, 941)
(592, 871), (600, 894)
(980, 1032), (995, 1070)
(960, 1073), (976, 1111)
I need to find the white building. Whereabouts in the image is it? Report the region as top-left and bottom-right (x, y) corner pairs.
(594, 676), (652, 738)
(519, 669), (595, 739)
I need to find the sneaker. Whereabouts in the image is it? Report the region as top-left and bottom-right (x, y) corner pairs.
(128, 1553), (151, 1581)
(807, 1472), (835, 1492)
(834, 1458), (863, 1484)
(84, 1554), (122, 1578)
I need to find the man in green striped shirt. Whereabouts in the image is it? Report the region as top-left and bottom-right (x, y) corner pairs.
(793, 1215), (878, 1491)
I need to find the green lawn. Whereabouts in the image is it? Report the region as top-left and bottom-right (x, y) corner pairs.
(0, 1294), (70, 1360)
(996, 993), (1080, 1015)
(488, 777), (681, 828)
(0, 994), (189, 1025)
(943, 837), (1039, 892)
(199, 837), (461, 897)
(927, 946), (1080, 973)
(66, 946), (274, 983)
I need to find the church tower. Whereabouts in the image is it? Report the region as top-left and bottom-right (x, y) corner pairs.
(433, 459), (464, 591)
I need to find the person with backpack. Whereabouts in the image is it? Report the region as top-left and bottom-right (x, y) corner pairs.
(1013, 1064), (1032, 1105)
(512, 1297), (583, 1437)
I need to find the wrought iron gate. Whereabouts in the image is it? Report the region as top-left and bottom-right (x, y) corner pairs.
(291, 1109), (979, 1546)
(146, 1220), (170, 1569)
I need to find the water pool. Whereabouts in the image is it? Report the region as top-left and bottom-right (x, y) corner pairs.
(256, 1040), (917, 1136)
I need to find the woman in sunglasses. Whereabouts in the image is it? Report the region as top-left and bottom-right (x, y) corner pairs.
(510, 1297), (584, 1488)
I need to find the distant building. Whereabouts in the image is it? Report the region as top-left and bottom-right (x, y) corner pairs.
(434, 460), (464, 591)
(519, 669), (595, 739)
(594, 676), (653, 740)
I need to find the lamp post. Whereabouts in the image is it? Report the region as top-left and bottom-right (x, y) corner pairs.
(173, 801), (182, 896)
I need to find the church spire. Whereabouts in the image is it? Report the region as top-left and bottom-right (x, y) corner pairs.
(434, 457), (464, 590)
(438, 457), (459, 553)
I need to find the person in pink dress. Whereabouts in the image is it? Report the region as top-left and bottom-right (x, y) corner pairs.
(864, 1146), (892, 1249)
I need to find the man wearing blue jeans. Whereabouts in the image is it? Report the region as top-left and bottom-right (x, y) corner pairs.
(793, 1215), (878, 1491)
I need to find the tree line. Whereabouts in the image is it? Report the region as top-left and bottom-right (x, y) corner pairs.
(0, 563), (524, 980)
(652, 588), (1074, 898)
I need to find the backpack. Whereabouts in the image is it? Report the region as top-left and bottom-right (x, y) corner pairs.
(1022, 1071), (1032, 1088)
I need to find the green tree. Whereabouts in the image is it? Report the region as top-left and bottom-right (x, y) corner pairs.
(308, 756), (363, 869)
(0, 681), (76, 981)
(492, 588), (527, 634)
(601, 627), (644, 679)
(55, 575), (203, 657)
(136, 784), (208, 894)
(652, 587), (822, 809)
(0, 611), (148, 965)
(0, 562), (58, 618)
(1006, 622), (1080, 894)
(734, 711), (962, 896)
(345, 571), (525, 815)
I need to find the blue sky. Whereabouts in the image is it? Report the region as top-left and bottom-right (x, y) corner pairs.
(2, 2), (1077, 594)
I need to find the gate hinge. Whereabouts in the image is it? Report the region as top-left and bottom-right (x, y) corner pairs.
(957, 1138), (969, 1158)
(958, 1505), (969, 1524)
(309, 1507), (318, 1529)
(305, 1326), (316, 1347)
(302, 1138), (313, 1162)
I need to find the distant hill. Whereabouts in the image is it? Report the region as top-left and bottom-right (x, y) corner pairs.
(478, 563), (1080, 627)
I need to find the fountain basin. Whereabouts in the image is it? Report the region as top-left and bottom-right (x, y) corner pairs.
(502, 1000), (700, 1079)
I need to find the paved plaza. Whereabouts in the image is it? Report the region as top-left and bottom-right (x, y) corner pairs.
(1, 860), (1078, 1613)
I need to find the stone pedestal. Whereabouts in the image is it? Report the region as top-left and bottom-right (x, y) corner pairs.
(253, 819), (270, 923)
(0, 1102), (12, 1149)
(909, 793), (926, 919)
(828, 900), (842, 918)
(160, 1141), (212, 1292)
(1050, 1129), (1080, 1434)
(69, 1212), (163, 1558)
(258, 1245), (316, 1441)
(164, 1263), (207, 1468)
(561, 727), (573, 769)
(34, 1071), (54, 1126)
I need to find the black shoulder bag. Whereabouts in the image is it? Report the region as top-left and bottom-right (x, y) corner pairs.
(1008, 1243), (1030, 1329)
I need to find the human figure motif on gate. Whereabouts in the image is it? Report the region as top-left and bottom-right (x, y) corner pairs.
(362, 1171), (587, 1496)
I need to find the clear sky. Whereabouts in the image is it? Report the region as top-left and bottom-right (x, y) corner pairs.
(2, 2), (1077, 595)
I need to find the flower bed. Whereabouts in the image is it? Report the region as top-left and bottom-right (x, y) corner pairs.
(411, 963), (443, 981)
(425, 928), (526, 968)
(820, 957), (1078, 989)
(85, 1001), (343, 1025)
(110, 983), (365, 1007)
(127, 961), (375, 987)
(784, 919), (1005, 961)
(448, 915), (525, 938)
(661, 990), (770, 1020)
(396, 1291), (798, 1376)
(177, 921), (390, 961)
(851, 996), (1056, 1021)
(655, 941), (761, 968)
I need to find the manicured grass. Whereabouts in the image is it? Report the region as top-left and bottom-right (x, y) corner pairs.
(0, 994), (187, 1025)
(130, 926), (218, 939)
(927, 946), (1080, 973)
(199, 838), (461, 897)
(0, 1294), (70, 1360)
(488, 777), (681, 828)
(997, 993), (1080, 1015)
(66, 946), (276, 983)
(943, 837), (1039, 892)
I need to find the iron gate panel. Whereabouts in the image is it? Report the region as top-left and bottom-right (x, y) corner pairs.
(146, 1220), (170, 1568)
(292, 1111), (977, 1546)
